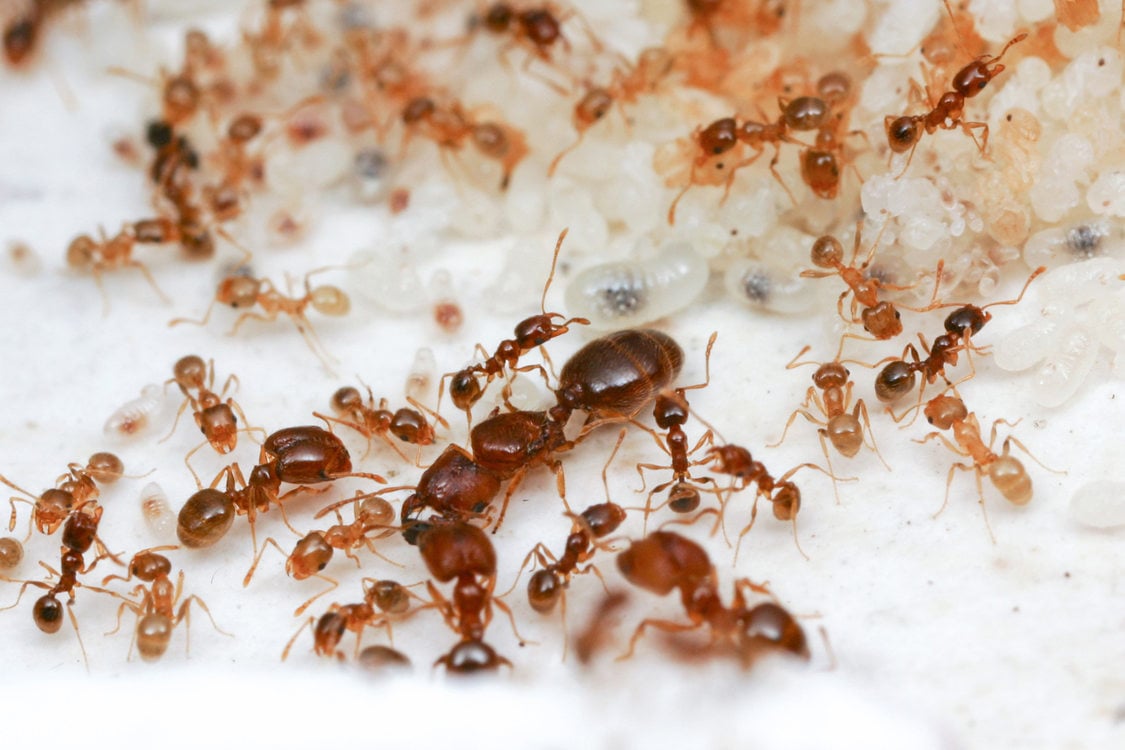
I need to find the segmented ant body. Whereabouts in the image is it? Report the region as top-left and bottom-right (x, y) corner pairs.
(103, 548), (226, 661)
(772, 346), (889, 502)
(798, 72), (864, 200)
(616, 530), (808, 665)
(885, 31), (1027, 171)
(283, 578), (418, 661)
(66, 223), (174, 311)
(2, 452), (124, 538)
(442, 230), (588, 418)
(316, 384), (446, 462)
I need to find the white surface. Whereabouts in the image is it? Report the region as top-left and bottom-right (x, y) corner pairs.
(0, 4), (1122, 750)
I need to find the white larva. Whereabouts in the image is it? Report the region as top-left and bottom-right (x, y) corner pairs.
(564, 241), (707, 329)
(139, 482), (175, 540)
(103, 384), (166, 441)
(1023, 219), (1125, 269)
(1070, 480), (1125, 530)
(723, 258), (818, 315)
(1030, 326), (1098, 408)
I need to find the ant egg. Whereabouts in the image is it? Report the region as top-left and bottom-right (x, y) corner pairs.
(724, 259), (817, 315)
(564, 241), (707, 329)
(1070, 480), (1125, 529)
(139, 482), (175, 540)
(104, 384), (165, 440)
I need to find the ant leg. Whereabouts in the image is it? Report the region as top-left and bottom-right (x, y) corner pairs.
(65, 602), (91, 673)
(972, 467), (997, 544)
(169, 298), (219, 329)
(933, 461), (974, 519)
(915, 430), (970, 457)
(498, 544), (553, 598)
(242, 536), (287, 587)
(816, 430), (842, 506)
(855, 400), (892, 471)
(360, 536), (404, 569)
(228, 399), (267, 444)
(159, 396), (194, 445)
(492, 596), (535, 647)
(767, 406), (822, 448)
(123, 258), (170, 304)
(617, 617), (700, 660)
(287, 312), (339, 370)
(293, 575), (339, 617)
(732, 493), (763, 566)
(281, 617), (314, 661)
(999, 435), (1067, 475)
(180, 592), (231, 637)
(227, 310), (277, 337)
(183, 440), (210, 489)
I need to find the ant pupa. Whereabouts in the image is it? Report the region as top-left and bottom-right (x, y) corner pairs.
(430, 268), (464, 334)
(104, 384), (166, 441)
(723, 258), (818, 316)
(139, 482), (175, 541)
(563, 241), (708, 330)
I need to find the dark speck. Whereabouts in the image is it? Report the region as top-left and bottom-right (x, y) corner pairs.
(1066, 224), (1103, 258)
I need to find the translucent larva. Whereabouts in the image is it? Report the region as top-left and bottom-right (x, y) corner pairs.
(139, 482), (175, 540)
(104, 384), (165, 440)
(564, 242), (707, 329)
(723, 259), (818, 315)
(1070, 480), (1125, 529)
(1023, 218), (1125, 269)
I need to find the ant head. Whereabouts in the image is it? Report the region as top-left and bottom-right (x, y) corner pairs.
(37, 488), (74, 521)
(576, 88), (614, 127)
(861, 301), (903, 338)
(402, 96), (435, 124)
(162, 75), (200, 124)
(218, 276), (261, 308)
(471, 122), (511, 159)
(581, 502), (627, 537)
(923, 395), (967, 429)
(781, 96), (828, 132)
(86, 452), (125, 483)
(131, 550), (172, 582)
(227, 114), (262, 143)
(519, 9), (562, 46)
(65, 235), (99, 270)
(450, 369), (484, 410)
(817, 71), (851, 105)
(700, 117), (739, 155)
(810, 235), (843, 268)
(812, 362), (848, 390)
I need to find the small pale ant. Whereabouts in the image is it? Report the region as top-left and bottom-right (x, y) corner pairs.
(103, 547), (228, 661)
(2, 452), (125, 538)
(66, 223), (173, 312)
(315, 382), (447, 463)
(916, 392), (1061, 541)
(440, 229), (589, 420)
(771, 346), (890, 504)
(283, 578), (421, 662)
(169, 264), (354, 373)
(615, 530), (808, 666)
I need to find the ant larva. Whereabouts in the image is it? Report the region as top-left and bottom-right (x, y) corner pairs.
(615, 530), (808, 666)
(139, 482), (175, 541)
(916, 392), (1061, 541)
(771, 346), (890, 504)
(169, 265), (353, 372)
(103, 548), (228, 662)
(103, 383), (166, 441)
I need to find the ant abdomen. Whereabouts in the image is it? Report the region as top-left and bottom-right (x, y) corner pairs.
(177, 488), (236, 548)
(564, 242), (708, 329)
(874, 360), (916, 403)
(136, 613), (174, 661)
(989, 455), (1031, 505)
(527, 569), (563, 613)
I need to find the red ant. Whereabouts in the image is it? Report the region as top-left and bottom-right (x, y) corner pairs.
(916, 392), (1060, 541)
(798, 71), (867, 200)
(283, 578), (421, 662)
(885, 28), (1027, 172)
(65, 223), (173, 312)
(771, 346), (890, 503)
(103, 547), (228, 661)
(2, 452), (125, 539)
(314, 382), (447, 462)
(616, 529), (808, 666)
(243, 490), (401, 615)
(176, 426), (385, 554)
(417, 521), (525, 673)
(440, 229), (589, 419)
(163, 355), (265, 478)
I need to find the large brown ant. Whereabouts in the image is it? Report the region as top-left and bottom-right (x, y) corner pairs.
(440, 229), (589, 419)
(615, 530), (808, 666)
(102, 547), (227, 661)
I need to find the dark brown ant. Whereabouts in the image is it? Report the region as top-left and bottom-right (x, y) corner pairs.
(2, 0), (45, 67)
(771, 346), (890, 503)
(315, 382), (447, 462)
(632, 334), (723, 528)
(616, 530), (808, 665)
(283, 578), (421, 661)
(441, 229), (589, 419)
(102, 547), (227, 661)
(873, 267), (1045, 417)
(417, 521), (523, 674)
(169, 265), (353, 372)
(243, 490), (400, 615)
(163, 355), (264, 480)
(176, 426), (385, 552)
(916, 392), (1059, 541)
(884, 31), (1027, 171)
(801, 220), (945, 342)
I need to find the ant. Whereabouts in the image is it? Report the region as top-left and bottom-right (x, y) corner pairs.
(548, 47), (675, 176)
(315, 382), (447, 462)
(615, 530), (808, 666)
(440, 229), (589, 420)
(163, 355), (265, 474)
(916, 392), (1059, 541)
(884, 26), (1027, 172)
(706, 444), (835, 560)
(176, 426), (385, 553)
(169, 264), (353, 372)
(771, 346), (890, 503)
(631, 334), (724, 529)
(243, 490), (401, 615)
(798, 71), (866, 200)
(102, 547), (228, 661)
(873, 267), (1045, 416)
(801, 219), (945, 342)
(2, 452), (125, 538)
(65, 223), (173, 312)
(283, 578), (420, 661)
(417, 521), (524, 673)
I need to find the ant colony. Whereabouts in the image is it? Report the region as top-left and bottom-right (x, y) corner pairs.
(1, 1), (1120, 744)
